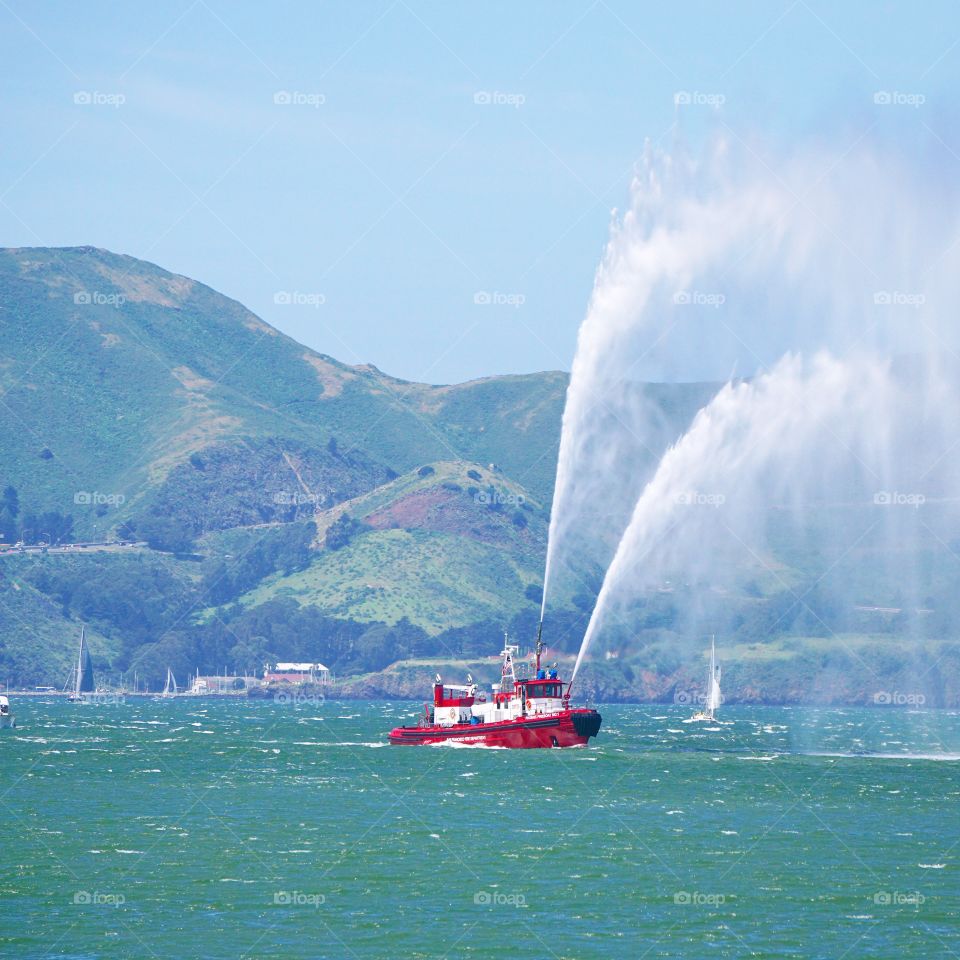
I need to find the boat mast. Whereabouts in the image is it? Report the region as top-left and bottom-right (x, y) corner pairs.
(501, 633), (518, 686)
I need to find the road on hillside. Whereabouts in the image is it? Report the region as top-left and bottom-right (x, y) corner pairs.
(0, 540), (148, 556)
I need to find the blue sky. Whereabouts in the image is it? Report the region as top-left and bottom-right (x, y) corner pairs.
(1, 1), (958, 383)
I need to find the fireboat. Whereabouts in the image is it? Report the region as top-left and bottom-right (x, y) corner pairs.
(388, 626), (602, 748)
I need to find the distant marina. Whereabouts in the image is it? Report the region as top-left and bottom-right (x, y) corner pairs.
(6, 656), (331, 699)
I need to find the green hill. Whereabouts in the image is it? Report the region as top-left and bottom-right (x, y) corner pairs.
(229, 459), (551, 631)
(0, 246), (583, 686)
(0, 568), (119, 689)
(0, 246), (569, 535)
(2, 246), (958, 703)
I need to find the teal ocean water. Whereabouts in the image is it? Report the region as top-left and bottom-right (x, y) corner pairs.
(1, 699), (958, 959)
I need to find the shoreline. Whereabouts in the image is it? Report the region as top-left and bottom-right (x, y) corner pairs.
(3, 688), (955, 710)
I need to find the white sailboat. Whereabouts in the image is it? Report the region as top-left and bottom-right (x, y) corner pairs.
(161, 667), (178, 698)
(65, 625), (93, 702)
(0, 695), (15, 729)
(689, 636), (722, 723)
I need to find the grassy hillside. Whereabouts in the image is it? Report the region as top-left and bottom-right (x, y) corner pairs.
(226, 460), (550, 631)
(0, 568), (120, 689)
(2, 246), (958, 702)
(0, 246), (572, 535)
(238, 529), (531, 632)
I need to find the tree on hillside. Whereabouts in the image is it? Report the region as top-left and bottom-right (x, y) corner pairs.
(19, 509), (73, 545)
(524, 583), (543, 604)
(203, 561), (234, 606)
(0, 488), (18, 542)
(325, 514), (368, 551)
(2, 486), (19, 518)
(136, 516), (195, 554)
(127, 632), (200, 691)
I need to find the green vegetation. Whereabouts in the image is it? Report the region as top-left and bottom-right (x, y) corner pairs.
(1, 246), (958, 703)
(324, 514), (369, 551)
(236, 527), (536, 632)
(0, 247), (568, 537)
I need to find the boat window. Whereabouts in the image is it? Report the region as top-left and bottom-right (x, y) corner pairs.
(527, 683), (561, 698)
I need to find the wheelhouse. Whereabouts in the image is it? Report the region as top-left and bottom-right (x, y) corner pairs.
(433, 683), (476, 708)
(522, 680), (565, 699)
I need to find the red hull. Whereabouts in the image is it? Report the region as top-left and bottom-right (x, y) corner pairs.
(389, 707), (601, 748)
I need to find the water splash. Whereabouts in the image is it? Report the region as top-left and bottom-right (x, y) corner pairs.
(544, 135), (960, 687)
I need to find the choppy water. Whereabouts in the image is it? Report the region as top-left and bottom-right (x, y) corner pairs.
(1, 699), (958, 959)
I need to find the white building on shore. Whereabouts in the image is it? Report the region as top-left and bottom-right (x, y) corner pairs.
(263, 662), (330, 684)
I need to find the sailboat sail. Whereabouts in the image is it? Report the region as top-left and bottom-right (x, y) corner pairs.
(706, 671), (721, 712)
(162, 668), (178, 696)
(79, 643), (94, 694)
(687, 636), (722, 724)
(68, 626), (94, 700)
(704, 637), (721, 714)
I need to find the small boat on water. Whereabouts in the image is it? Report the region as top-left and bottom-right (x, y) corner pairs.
(65, 626), (94, 702)
(688, 636), (722, 723)
(0, 695), (15, 728)
(161, 667), (179, 698)
(388, 628), (602, 748)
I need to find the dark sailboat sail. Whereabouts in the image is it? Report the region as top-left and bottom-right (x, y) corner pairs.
(67, 626), (94, 700)
(79, 640), (94, 693)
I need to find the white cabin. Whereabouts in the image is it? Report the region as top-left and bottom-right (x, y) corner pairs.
(429, 643), (568, 727)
